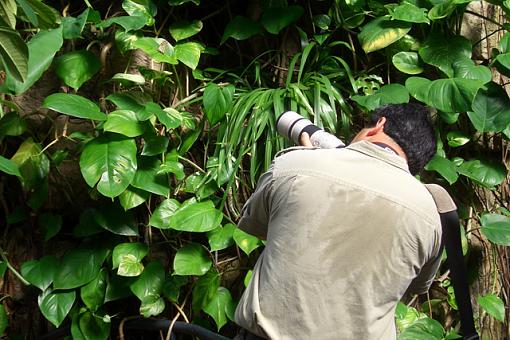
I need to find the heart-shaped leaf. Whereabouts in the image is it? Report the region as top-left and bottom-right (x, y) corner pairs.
(221, 16), (261, 44)
(112, 242), (149, 277)
(388, 3), (429, 23)
(169, 200), (222, 232)
(457, 159), (507, 188)
(203, 287), (236, 331)
(21, 256), (58, 290)
(43, 93), (106, 121)
(130, 261), (165, 300)
(149, 198), (181, 229)
(478, 294), (505, 322)
(122, 0), (157, 26)
(104, 110), (145, 137)
(80, 268), (107, 312)
(351, 84), (409, 111)
(11, 138), (50, 189)
(233, 228), (263, 255)
(392, 52), (423, 74)
(481, 213), (510, 246)
(0, 155), (21, 177)
(53, 247), (109, 289)
(359, 16), (412, 53)
(170, 20), (203, 41)
(467, 82), (510, 132)
(424, 155), (458, 184)
(260, 5), (304, 35)
(54, 50), (101, 90)
(173, 243), (211, 276)
(207, 224), (236, 251)
(119, 186), (150, 211)
(192, 269), (220, 312)
(419, 34), (471, 77)
(452, 58), (492, 83)
(203, 83), (234, 125)
(78, 310), (110, 340)
(38, 289), (76, 327)
(131, 156), (170, 196)
(0, 112), (27, 138)
(98, 15), (146, 31)
(174, 41), (203, 69)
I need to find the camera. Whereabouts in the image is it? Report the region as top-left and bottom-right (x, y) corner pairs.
(276, 111), (344, 149)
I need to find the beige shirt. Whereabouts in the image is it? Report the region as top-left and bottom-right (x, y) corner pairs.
(235, 141), (442, 340)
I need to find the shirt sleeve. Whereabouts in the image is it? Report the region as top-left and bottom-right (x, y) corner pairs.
(237, 166), (274, 240)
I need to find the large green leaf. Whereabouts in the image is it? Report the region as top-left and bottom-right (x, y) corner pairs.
(133, 37), (177, 64)
(173, 243), (212, 276)
(398, 317), (444, 340)
(141, 134), (168, 156)
(54, 50), (101, 90)
(419, 34), (471, 77)
(260, 5), (304, 35)
(0, 26), (27, 83)
(53, 247), (109, 289)
(457, 159), (507, 188)
(220, 16), (261, 44)
(80, 268), (107, 312)
(105, 274), (135, 303)
(112, 242), (148, 277)
(43, 93), (106, 121)
(11, 138), (50, 189)
(203, 287), (236, 330)
(351, 84), (409, 111)
(233, 228), (263, 255)
(0, 155), (21, 177)
(149, 198), (181, 229)
(3, 26), (63, 95)
(169, 200), (222, 232)
(481, 214), (510, 246)
(119, 186), (150, 211)
(405, 77), (481, 113)
(359, 16), (412, 53)
(79, 134), (137, 198)
(122, 0), (157, 26)
(94, 203), (139, 236)
(156, 107), (182, 129)
(203, 83), (234, 125)
(131, 156), (170, 196)
(130, 261), (165, 299)
(392, 52), (423, 74)
(452, 58), (492, 83)
(0, 112), (27, 138)
(424, 155), (458, 184)
(0, 0), (16, 29)
(207, 223), (236, 251)
(98, 15), (146, 31)
(139, 294), (165, 317)
(38, 289), (76, 327)
(174, 41), (203, 69)
(478, 294), (505, 322)
(15, 0), (60, 29)
(467, 82), (510, 133)
(170, 20), (203, 41)
(388, 3), (429, 23)
(192, 269), (220, 312)
(103, 110), (145, 137)
(39, 212), (62, 241)
(21, 256), (58, 290)
(62, 8), (89, 39)
(79, 311), (110, 340)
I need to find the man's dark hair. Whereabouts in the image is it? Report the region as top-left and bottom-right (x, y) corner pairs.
(369, 103), (436, 176)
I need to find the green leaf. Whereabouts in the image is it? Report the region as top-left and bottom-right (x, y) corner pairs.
(62, 8), (89, 39)
(207, 223), (235, 251)
(15, 0), (60, 29)
(169, 200), (222, 232)
(104, 110), (145, 137)
(43, 93), (106, 121)
(122, 0), (157, 26)
(452, 58), (492, 83)
(0, 26), (28, 83)
(163, 275), (187, 303)
(425, 155), (458, 184)
(192, 269), (220, 312)
(203, 287), (235, 331)
(112, 242), (148, 277)
(203, 83), (234, 125)
(359, 16), (412, 53)
(111, 73), (145, 86)
(107, 92), (145, 115)
(159, 159), (185, 180)
(98, 15), (147, 31)
(0, 155), (21, 177)
(130, 261), (165, 300)
(446, 131), (470, 147)
(105, 274), (135, 303)
(39, 212), (62, 241)
(21, 256), (58, 290)
(131, 156), (170, 196)
(0, 112), (27, 138)
(392, 52), (423, 74)
(405, 77), (481, 113)
(457, 159), (507, 188)
(80, 268), (107, 312)
(141, 134), (169, 156)
(54, 50), (101, 90)
(149, 198), (181, 229)
(94, 203), (138, 236)
(428, 1), (456, 20)
(419, 34), (471, 77)
(233, 228), (263, 255)
(351, 84), (409, 111)
(480, 214), (510, 246)
(79, 311), (110, 340)
(173, 243), (212, 276)
(220, 16), (260, 44)
(3, 26), (63, 95)
(154, 106), (182, 129)
(133, 37), (177, 64)
(389, 3), (429, 23)
(478, 294), (505, 322)
(499, 32), (510, 53)
(174, 41), (203, 69)
(244, 270), (253, 287)
(119, 186), (150, 210)
(398, 317), (444, 339)
(0, 303), (7, 335)
(139, 294), (165, 317)
(0, 0), (17, 29)
(11, 138), (50, 189)
(170, 20), (203, 41)
(467, 82), (510, 133)
(260, 5), (304, 35)
(53, 247), (109, 289)
(79, 134), (137, 198)
(38, 289), (76, 327)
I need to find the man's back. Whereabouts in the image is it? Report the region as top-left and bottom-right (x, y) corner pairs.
(235, 141), (442, 339)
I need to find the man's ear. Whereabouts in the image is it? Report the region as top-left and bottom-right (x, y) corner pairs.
(366, 117), (386, 136)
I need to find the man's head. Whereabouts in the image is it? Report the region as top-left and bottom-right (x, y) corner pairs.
(352, 103), (436, 175)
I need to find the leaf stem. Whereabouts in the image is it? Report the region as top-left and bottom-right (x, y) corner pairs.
(0, 247), (30, 286)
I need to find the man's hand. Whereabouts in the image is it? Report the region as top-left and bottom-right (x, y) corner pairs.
(299, 132), (313, 147)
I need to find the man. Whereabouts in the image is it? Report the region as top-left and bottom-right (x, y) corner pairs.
(234, 103), (442, 339)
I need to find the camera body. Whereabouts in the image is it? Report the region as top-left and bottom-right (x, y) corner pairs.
(276, 111), (344, 149)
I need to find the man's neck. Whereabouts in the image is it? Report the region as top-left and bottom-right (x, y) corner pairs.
(365, 134), (407, 161)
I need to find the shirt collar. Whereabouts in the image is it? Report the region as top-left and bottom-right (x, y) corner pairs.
(346, 141), (410, 173)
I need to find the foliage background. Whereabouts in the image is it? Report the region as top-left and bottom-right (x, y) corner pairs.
(0, 0), (509, 339)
